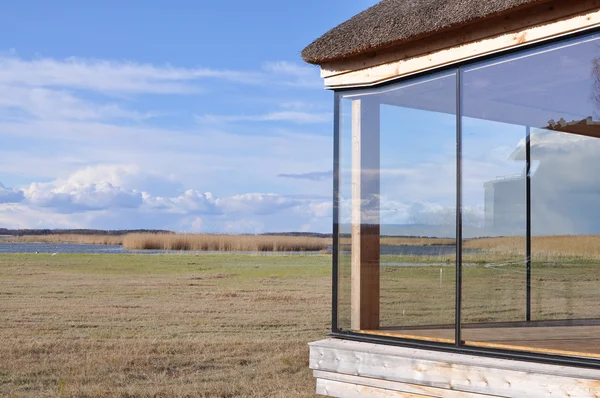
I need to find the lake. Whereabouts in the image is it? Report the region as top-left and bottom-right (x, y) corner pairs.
(0, 242), (130, 254)
(0, 242), (471, 256)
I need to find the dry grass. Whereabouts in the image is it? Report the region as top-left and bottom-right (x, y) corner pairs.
(1, 234), (124, 245)
(384, 237), (454, 246)
(1, 251), (599, 397)
(464, 235), (600, 260)
(122, 233), (330, 252)
(7, 234), (600, 262)
(0, 253), (330, 397)
(343, 237), (455, 246)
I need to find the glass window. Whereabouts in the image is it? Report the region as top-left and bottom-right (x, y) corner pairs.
(335, 30), (600, 360)
(337, 72), (457, 342)
(461, 32), (600, 357)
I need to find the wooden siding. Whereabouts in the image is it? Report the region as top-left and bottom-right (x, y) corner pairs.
(309, 338), (600, 397)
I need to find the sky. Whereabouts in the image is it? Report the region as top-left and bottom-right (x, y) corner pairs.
(0, 0), (379, 233)
(1, 2), (599, 236)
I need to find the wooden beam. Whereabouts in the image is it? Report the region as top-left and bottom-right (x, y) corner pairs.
(359, 330), (455, 345)
(316, 378), (432, 398)
(464, 340), (600, 359)
(314, 370), (492, 397)
(322, 6), (600, 88)
(351, 98), (380, 331)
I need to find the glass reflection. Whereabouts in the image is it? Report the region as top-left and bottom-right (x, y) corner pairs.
(335, 30), (600, 359)
(337, 72), (457, 342)
(461, 32), (600, 357)
(337, 98), (352, 331)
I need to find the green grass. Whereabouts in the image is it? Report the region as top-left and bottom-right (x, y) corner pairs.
(0, 253), (330, 274)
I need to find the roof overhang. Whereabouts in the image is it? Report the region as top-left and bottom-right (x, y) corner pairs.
(305, 0), (600, 89)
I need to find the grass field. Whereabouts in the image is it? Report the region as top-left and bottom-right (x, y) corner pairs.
(2, 240), (599, 397)
(0, 253), (331, 397)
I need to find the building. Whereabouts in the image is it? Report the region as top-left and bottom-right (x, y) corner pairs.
(302, 0), (600, 396)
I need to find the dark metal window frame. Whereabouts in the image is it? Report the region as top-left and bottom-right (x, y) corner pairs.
(330, 26), (600, 370)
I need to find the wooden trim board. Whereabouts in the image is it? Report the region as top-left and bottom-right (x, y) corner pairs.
(314, 371), (492, 398)
(359, 329), (455, 344)
(465, 340), (600, 359)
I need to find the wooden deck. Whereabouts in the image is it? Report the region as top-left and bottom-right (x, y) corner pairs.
(363, 319), (600, 358)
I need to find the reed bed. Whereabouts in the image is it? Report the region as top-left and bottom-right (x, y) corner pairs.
(122, 233), (330, 252)
(0, 234), (124, 245)
(10, 233), (600, 259)
(464, 235), (600, 260)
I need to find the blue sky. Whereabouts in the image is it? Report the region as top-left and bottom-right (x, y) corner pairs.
(2, 2), (596, 236)
(0, 0), (379, 233)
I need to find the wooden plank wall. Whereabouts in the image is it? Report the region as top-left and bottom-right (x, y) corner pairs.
(310, 339), (600, 397)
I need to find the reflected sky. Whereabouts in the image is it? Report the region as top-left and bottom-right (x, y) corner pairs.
(339, 31), (600, 238)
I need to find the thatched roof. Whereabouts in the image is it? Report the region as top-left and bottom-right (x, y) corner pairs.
(302, 0), (548, 65)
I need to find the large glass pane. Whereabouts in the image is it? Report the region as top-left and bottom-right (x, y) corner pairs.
(337, 72), (457, 342)
(461, 117), (527, 326)
(461, 32), (600, 357)
(337, 97), (352, 331)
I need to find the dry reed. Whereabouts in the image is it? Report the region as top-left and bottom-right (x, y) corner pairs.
(122, 233), (330, 252)
(340, 236), (455, 246)
(12, 234), (599, 259)
(464, 235), (600, 259)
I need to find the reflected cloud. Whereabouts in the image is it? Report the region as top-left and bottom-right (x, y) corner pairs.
(278, 171), (332, 181)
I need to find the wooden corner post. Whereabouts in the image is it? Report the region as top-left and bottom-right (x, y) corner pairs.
(351, 98), (381, 331)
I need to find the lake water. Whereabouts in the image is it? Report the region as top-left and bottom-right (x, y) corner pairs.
(0, 242), (130, 254)
(0, 242), (321, 255)
(0, 242), (472, 256)
(380, 245), (459, 256)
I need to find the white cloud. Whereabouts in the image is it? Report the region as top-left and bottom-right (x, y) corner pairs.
(66, 165), (181, 196)
(217, 193), (301, 215)
(0, 203), (88, 229)
(262, 61), (321, 88)
(262, 61), (314, 77)
(0, 55), (261, 95)
(19, 165), (181, 213)
(197, 111), (331, 124)
(0, 56), (321, 98)
(146, 190), (218, 215)
(0, 53), (332, 232)
(278, 170), (331, 181)
(0, 85), (153, 121)
(24, 180), (143, 213)
(0, 164), (332, 232)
